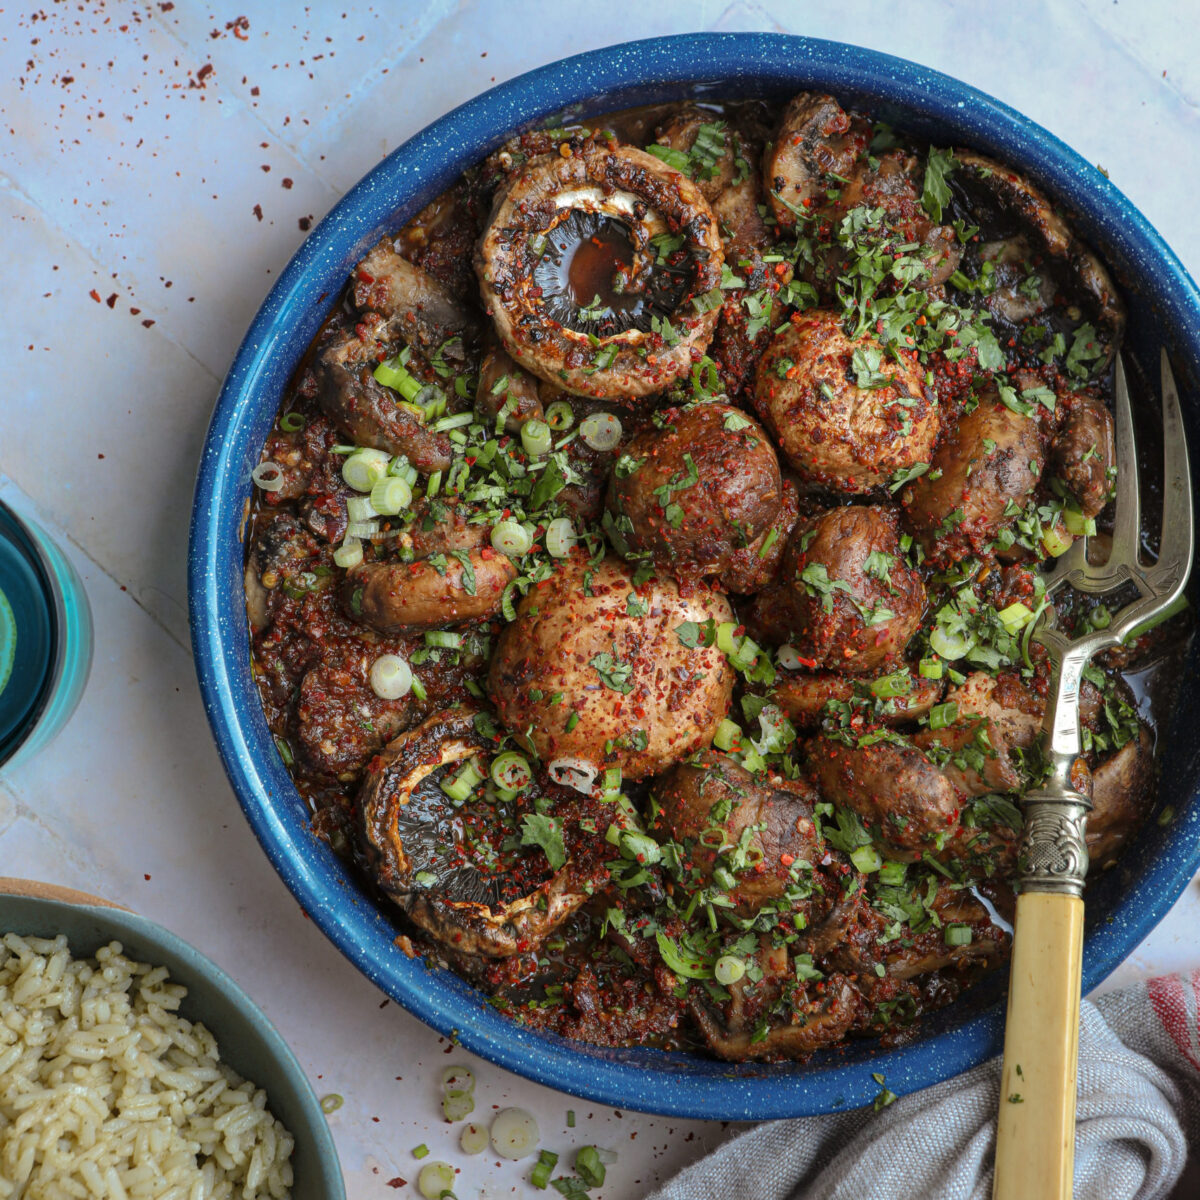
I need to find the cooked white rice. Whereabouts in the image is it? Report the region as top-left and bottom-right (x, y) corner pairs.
(0, 932), (295, 1199)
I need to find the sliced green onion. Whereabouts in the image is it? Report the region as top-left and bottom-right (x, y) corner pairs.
(443, 1091), (475, 1122)
(521, 418), (553, 457)
(714, 955), (745, 985)
(343, 448), (391, 492)
(944, 923), (973, 946)
(878, 860), (907, 886)
(850, 844), (882, 873)
(531, 1149), (559, 1189)
(566, 1110), (576, 1128)
(490, 1107), (540, 1159)
(997, 601), (1035, 634)
(580, 411), (622, 451)
(929, 626), (975, 661)
(713, 719), (742, 751)
(545, 400), (575, 431)
(918, 655), (943, 680)
(545, 517), (576, 558)
(928, 701), (959, 731)
(441, 1065), (475, 1093)
(426, 630), (463, 649)
(417, 1162), (455, 1200)
(1040, 522), (1074, 559)
(370, 654), (412, 701)
(273, 735), (294, 767)
(441, 757), (485, 803)
(333, 538), (363, 569)
(279, 411), (306, 432)
(870, 670), (912, 699)
(431, 411), (475, 433)
(575, 1146), (606, 1188)
(251, 462), (285, 493)
(346, 495), (378, 524)
(1063, 507), (1097, 537)
(490, 751), (532, 792)
(460, 1122), (489, 1155)
(412, 1144), (430, 1159)
(374, 356), (424, 401)
(426, 469), (444, 498)
(345, 519), (380, 539)
(491, 519), (533, 556)
(410, 675), (427, 702)
(391, 453), (420, 482)
(320, 1093), (343, 1114)
(371, 476), (413, 515)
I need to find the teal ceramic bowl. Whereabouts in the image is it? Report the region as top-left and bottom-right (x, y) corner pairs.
(0, 891), (344, 1199)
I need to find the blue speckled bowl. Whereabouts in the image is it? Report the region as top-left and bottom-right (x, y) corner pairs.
(0, 889), (344, 1197)
(188, 34), (1200, 1119)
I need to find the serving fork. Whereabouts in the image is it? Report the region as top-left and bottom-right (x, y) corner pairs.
(992, 350), (1193, 1200)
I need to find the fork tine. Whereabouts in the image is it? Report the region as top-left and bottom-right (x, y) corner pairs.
(1152, 348), (1194, 597)
(1107, 353), (1142, 568)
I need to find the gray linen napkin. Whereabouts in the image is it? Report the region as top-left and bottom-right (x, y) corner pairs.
(648, 972), (1200, 1200)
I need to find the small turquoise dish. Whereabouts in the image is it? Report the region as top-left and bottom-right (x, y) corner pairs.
(0, 496), (93, 770)
(0, 890), (345, 1199)
(189, 34), (1200, 1118)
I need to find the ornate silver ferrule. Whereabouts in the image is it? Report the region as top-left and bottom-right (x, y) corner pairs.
(1016, 753), (1092, 896)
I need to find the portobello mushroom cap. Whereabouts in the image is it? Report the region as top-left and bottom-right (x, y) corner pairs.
(754, 309), (938, 493)
(358, 707), (606, 957)
(475, 140), (724, 400)
(487, 552), (735, 781)
(604, 402), (783, 591)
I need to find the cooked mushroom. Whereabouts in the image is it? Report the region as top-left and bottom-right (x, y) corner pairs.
(746, 505), (926, 675)
(901, 382), (1044, 563)
(1051, 392), (1116, 519)
(294, 658), (412, 781)
(754, 309), (938, 493)
(244, 513), (319, 632)
(952, 151), (1125, 369)
(650, 752), (823, 911)
(343, 548), (516, 634)
(487, 552), (734, 780)
(315, 312), (453, 474)
(475, 341), (544, 434)
(476, 140), (724, 400)
(689, 972), (858, 1062)
(718, 477), (799, 595)
(652, 106), (739, 203)
(912, 672), (1043, 797)
(359, 707), (607, 957)
(808, 733), (961, 853)
(772, 667), (944, 728)
(1087, 725), (1155, 869)
(604, 403), (783, 591)
(352, 237), (480, 356)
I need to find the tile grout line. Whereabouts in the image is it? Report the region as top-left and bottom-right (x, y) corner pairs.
(0, 170), (225, 385)
(1070, 0), (1200, 117)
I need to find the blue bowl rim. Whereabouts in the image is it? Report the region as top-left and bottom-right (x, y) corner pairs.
(188, 31), (1200, 1120)
(0, 891), (345, 1195)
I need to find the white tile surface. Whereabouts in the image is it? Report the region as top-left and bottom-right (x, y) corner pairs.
(1, 2), (1197, 1195)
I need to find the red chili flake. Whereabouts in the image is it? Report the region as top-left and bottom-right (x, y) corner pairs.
(385, 1179), (406, 1190)
(252, 203), (263, 221)
(196, 63), (213, 82)
(105, 293), (117, 308)
(88, 289), (101, 303)
(780, 853), (795, 867)
(281, 177), (293, 189)
(298, 216), (312, 231)
(144, 874), (151, 880)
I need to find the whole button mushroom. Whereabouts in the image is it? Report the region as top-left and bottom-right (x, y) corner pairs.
(754, 309), (938, 493)
(604, 402), (783, 592)
(487, 553), (735, 781)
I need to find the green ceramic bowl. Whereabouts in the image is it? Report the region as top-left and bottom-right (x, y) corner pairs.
(0, 889), (344, 1199)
